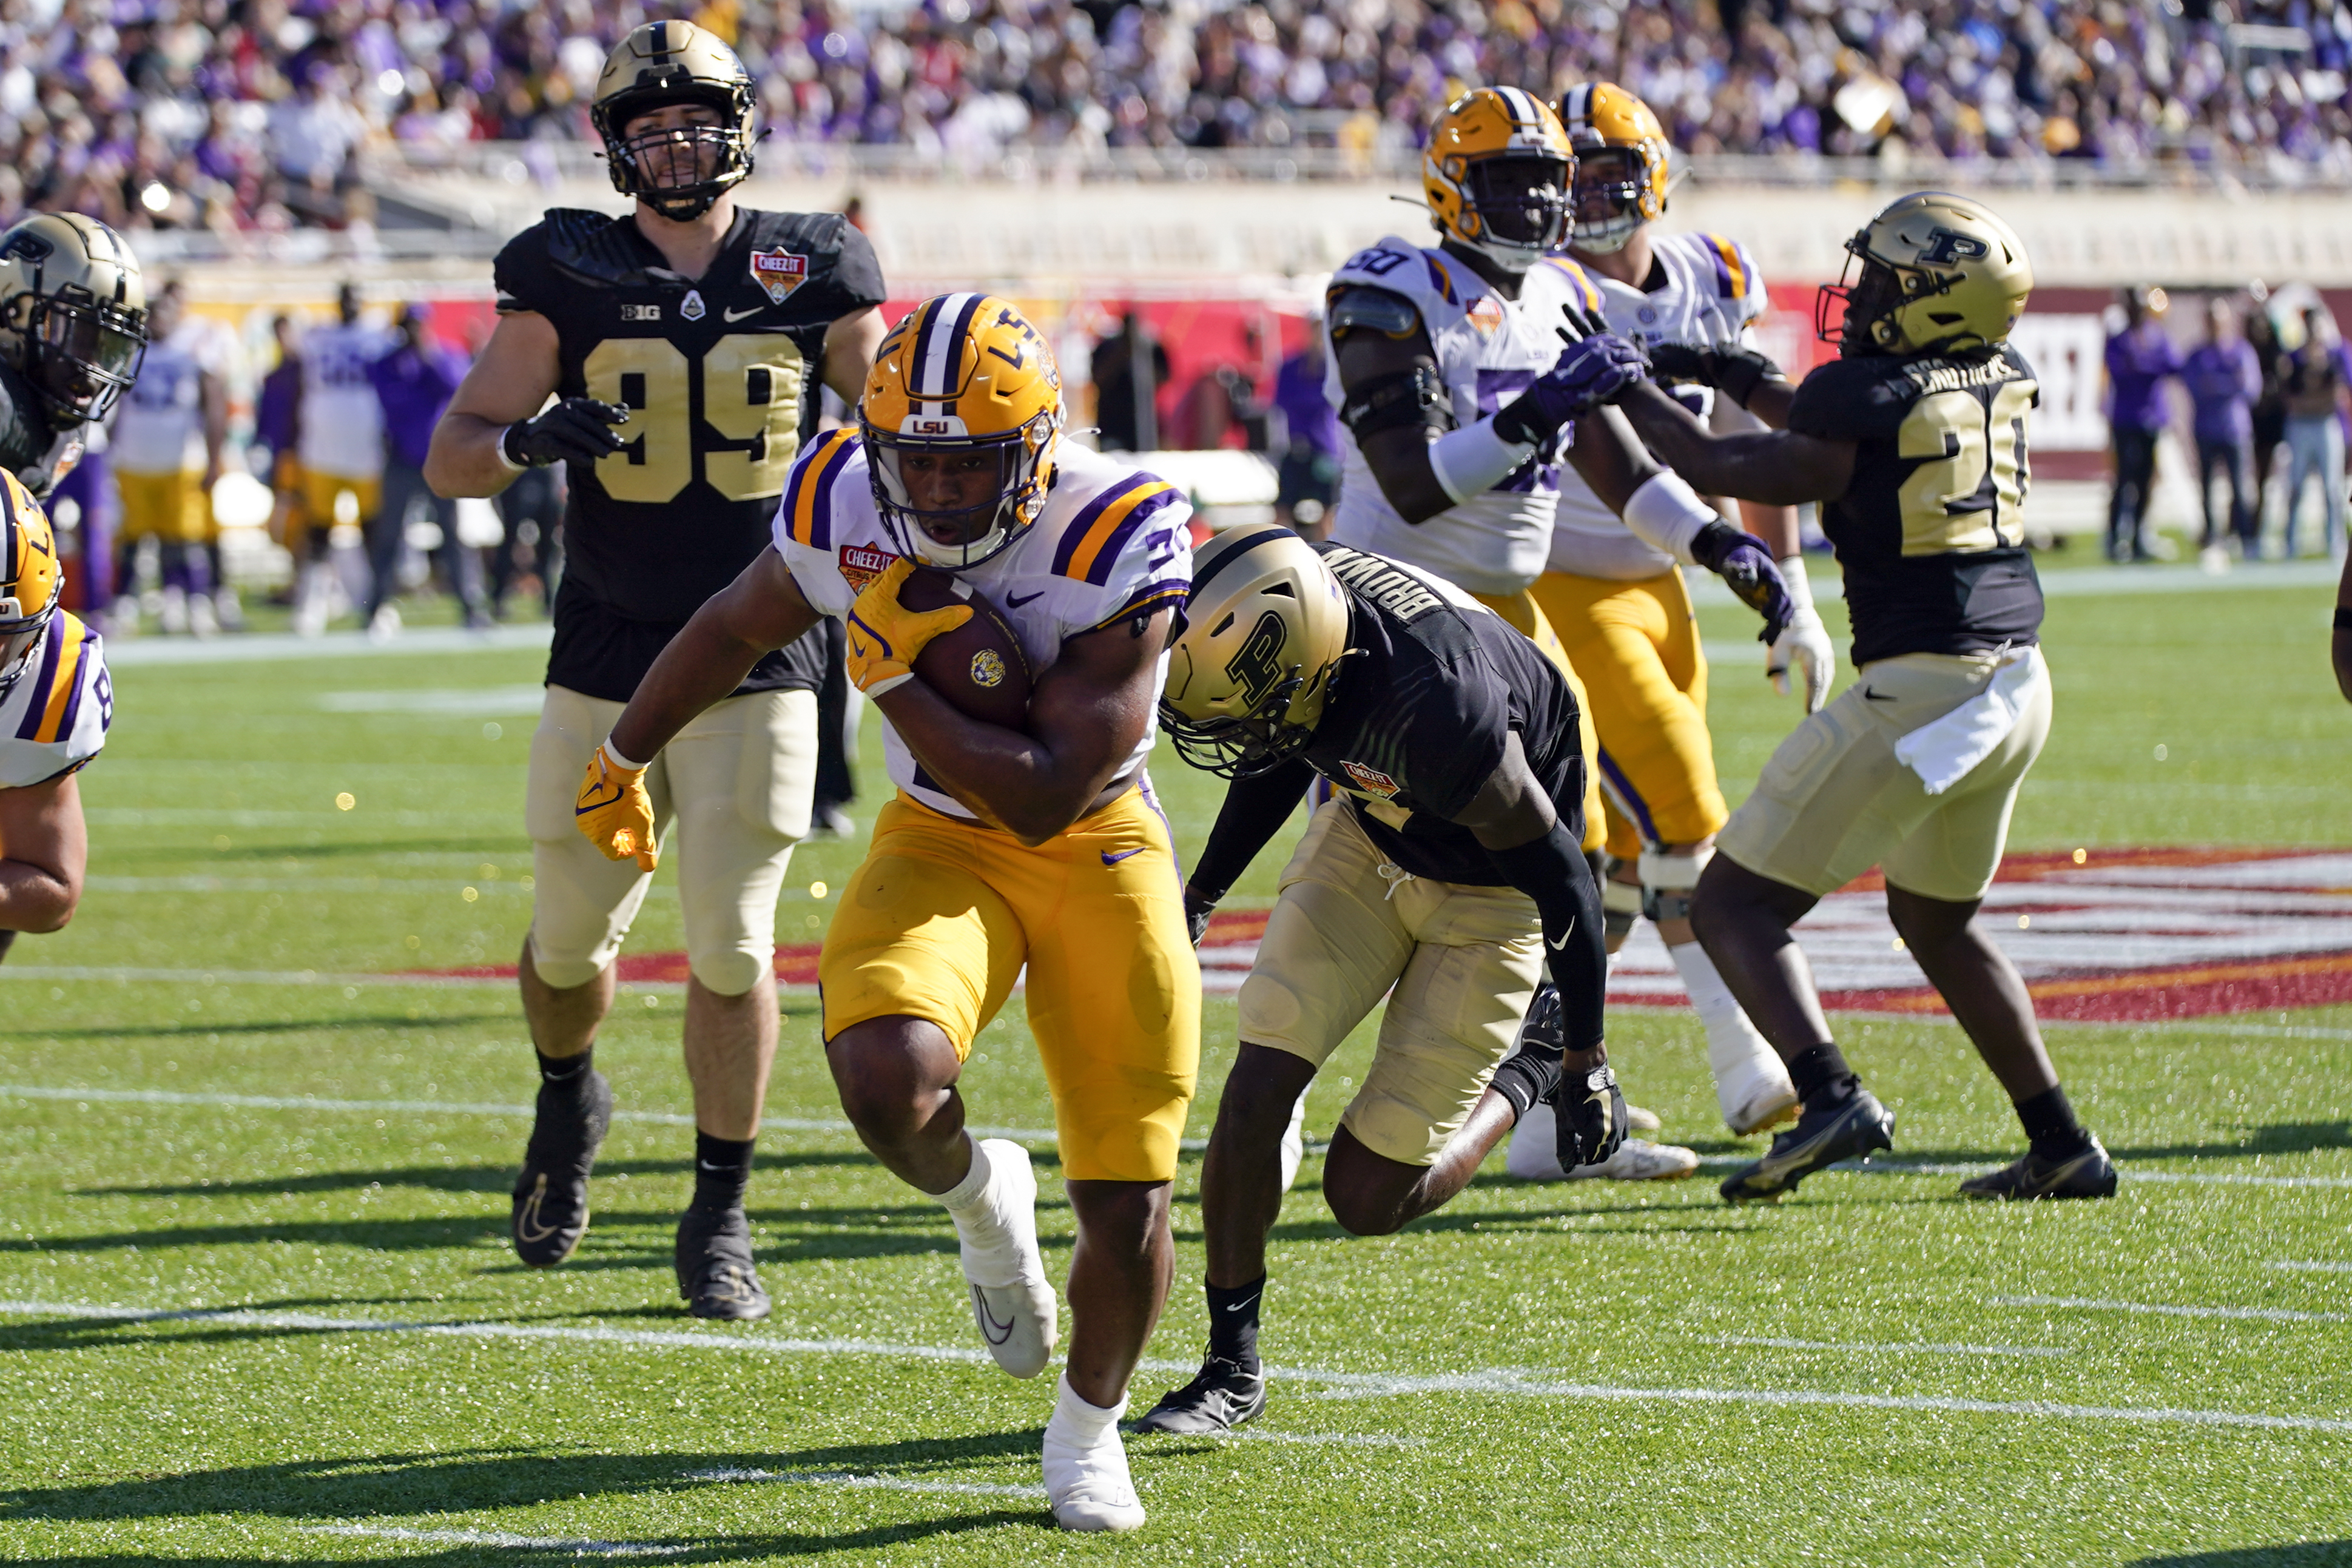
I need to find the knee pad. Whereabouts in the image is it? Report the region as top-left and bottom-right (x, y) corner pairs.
(1601, 878), (1642, 943)
(1639, 845), (1715, 924)
(527, 927), (610, 992)
(687, 945), (769, 998)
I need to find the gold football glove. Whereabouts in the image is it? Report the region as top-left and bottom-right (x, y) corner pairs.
(844, 556), (972, 696)
(575, 741), (658, 871)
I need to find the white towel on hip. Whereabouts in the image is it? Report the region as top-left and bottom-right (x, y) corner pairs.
(1891, 644), (2043, 796)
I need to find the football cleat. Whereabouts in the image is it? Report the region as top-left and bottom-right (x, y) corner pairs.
(1134, 1353), (1267, 1436)
(955, 1139), (1059, 1378)
(1565, 1137), (1700, 1182)
(1626, 1103), (1662, 1134)
(1718, 1086), (1895, 1205)
(510, 1067), (613, 1267)
(1958, 1138), (2118, 1201)
(1044, 1376), (1145, 1532)
(675, 1204), (772, 1320)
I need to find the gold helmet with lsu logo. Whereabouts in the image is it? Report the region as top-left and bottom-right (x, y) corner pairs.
(1422, 87), (1575, 273)
(860, 293), (1063, 571)
(591, 21), (757, 221)
(0, 212), (147, 427)
(0, 467), (62, 694)
(1159, 524), (1353, 779)
(1818, 191), (2034, 358)
(1555, 82), (1672, 255)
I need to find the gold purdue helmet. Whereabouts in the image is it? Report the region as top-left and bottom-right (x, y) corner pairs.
(0, 212), (146, 426)
(1159, 524), (1353, 779)
(1422, 87), (1575, 273)
(591, 21), (757, 221)
(0, 468), (62, 693)
(860, 293), (1063, 571)
(1817, 191), (2033, 357)
(1555, 82), (1672, 255)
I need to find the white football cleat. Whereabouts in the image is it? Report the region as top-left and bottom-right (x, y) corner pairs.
(1711, 1035), (1799, 1136)
(954, 1138), (1057, 1379)
(1043, 1375), (1144, 1532)
(1625, 1103), (1662, 1133)
(1564, 1137), (1700, 1181)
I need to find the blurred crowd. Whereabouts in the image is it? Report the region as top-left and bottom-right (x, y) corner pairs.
(6, 0), (2352, 237)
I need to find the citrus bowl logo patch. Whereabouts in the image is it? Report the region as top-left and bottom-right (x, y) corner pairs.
(1341, 760), (1401, 800)
(839, 543), (897, 593)
(750, 249), (810, 303)
(969, 649), (1006, 688)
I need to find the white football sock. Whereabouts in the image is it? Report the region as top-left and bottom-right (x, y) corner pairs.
(1668, 939), (1798, 1131)
(1043, 1373), (1143, 1531)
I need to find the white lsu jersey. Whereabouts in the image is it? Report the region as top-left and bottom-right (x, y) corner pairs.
(0, 611), (111, 788)
(1549, 230), (1769, 580)
(1324, 235), (1606, 598)
(773, 433), (1193, 823)
(109, 321), (225, 477)
(297, 321), (394, 479)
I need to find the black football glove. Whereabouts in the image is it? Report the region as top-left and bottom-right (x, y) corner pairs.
(1690, 520), (1796, 644)
(1554, 1061), (1629, 1173)
(503, 399), (630, 468)
(1486, 981), (1565, 1122)
(1182, 885), (1216, 947)
(1641, 343), (1786, 410)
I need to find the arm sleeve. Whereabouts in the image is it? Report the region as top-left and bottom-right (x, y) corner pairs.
(1481, 815), (1607, 1052)
(1187, 758), (1315, 904)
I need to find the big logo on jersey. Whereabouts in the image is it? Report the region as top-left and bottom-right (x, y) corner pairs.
(838, 542), (897, 591)
(750, 249), (809, 303)
(1340, 760), (1401, 799)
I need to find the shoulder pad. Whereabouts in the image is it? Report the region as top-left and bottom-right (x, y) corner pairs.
(1327, 285), (1422, 340)
(540, 209), (657, 288)
(744, 208), (847, 257)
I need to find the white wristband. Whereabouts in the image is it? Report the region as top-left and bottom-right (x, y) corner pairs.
(493, 425), (529, 474)
(1426, 416), (1537, 506)
(1620, 470), (1719, 564)
(1778, 554), (1815, 613)
(599, 738), (647, 772)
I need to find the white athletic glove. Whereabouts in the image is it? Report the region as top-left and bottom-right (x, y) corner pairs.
(1768, 553), (1836, 714)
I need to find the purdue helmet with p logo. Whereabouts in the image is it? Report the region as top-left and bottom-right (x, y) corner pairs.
(1421, 88), (1576, 274)
(1818, 192), (2033, 358)
(860, 293), (1063, 571)
(591, 21), (758, 222)
(1555, 82), (1673, 255)
(0, 468), (63, 694)
(1159, 525), (1353, 779)
(0, 212), (146, 427)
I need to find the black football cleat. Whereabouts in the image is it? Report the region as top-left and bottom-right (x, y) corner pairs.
(1959, 1137), (2118, 1200)
(1133, 1353), (1267, 1436)
(511, 1068), (613, 1267)
(676, 1205), (772, 1321)
(1718, 1086), (1895, 1205)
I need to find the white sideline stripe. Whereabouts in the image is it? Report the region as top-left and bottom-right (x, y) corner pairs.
(0, 966), (517, 988)
(1685, 1151), (2352, 1191)
(1713, 1335), (2067, 1359)
(2273, 1260), (2352, 1273)
(308, 1524), (684, 1556)
(684, 1466), (1045, 1498)
(10, 1297), (2351, 1438)
(107, 622), (555, 667)
(1994, 1294), (2352, 1325)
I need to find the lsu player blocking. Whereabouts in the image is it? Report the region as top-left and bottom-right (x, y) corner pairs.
(1615, 192), (2114, 1204)
(0, 468), (112, 964)
(577, 296), (1196, 1532)
(1511, 82), (1830, 1166)
(426, 21), (886, 1319)
(0, 212), (147, 500)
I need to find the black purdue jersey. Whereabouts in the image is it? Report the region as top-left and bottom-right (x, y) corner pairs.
(494, 207), (887, 700)
(1787, 343), (2044, 667)
(1299, 543), (1588, 886)
(0, 359), (78, 500)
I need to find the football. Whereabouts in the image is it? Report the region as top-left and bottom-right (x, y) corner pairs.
(899, 567), (1035, 730)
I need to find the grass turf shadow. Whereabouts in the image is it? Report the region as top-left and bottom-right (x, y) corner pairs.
(2128, 1547), (2352, 1567)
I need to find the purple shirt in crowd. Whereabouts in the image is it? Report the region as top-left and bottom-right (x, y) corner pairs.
(2179, 338), (2260, 445)
(2104, 320), (2183, 432)
(1272, 350), (1339, 458)
(366, 338), (467, 469)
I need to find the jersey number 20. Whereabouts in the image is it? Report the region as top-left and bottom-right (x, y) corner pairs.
(582, 335), (803, 504)
(1895, 380), (2035, 554)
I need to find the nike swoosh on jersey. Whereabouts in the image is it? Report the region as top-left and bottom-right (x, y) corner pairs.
(1862, 686), (1893, 701)
(1006, 590), (1045, 608)
(1101, 847), (1147, 866)
(723, 304), (763, 322)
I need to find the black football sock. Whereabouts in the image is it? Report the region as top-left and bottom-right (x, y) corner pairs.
(1785, 1043), (1858, 1108)
(692, 1132), (755, 1216)
(536, 1046), (594, 1089)
(2013, 1085), (2094, 1162)
(1205, 1275), (1265, 1367)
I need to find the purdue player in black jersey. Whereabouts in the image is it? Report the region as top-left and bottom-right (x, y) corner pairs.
(0, 212), (147, 500)
(1613, 191), (2113, 1205)
(425, 21), (887, 1317)
(1142, 525), (1622, 1435)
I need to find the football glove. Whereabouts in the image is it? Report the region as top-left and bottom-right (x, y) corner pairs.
(1642, 343), (1786, 410)
(844, 556), (972, 698)
(1690, 520), (1795, 645)
(575, 741), (658, 872)
(1182, 885), (1217, 947)
(1554, 1062), (1629, 1173)
(1487, 981), (1565, 1122)
(1494, 334), (1649, 445)
(503, 399), (630, 468)
(1767, 554), (1836, 713)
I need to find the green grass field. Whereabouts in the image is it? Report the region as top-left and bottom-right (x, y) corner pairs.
(4, 562), (2351, 1566)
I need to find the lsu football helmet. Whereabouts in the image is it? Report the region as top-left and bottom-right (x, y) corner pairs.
(0, 212), (146, 426)
(1555, 83), (1672, 255)
(591, 21), (757, 222)
(860, 292), (1063, 571)
(1422, 88), (1575, 273)
(1159, 524), (1353, 778)
(1817, 192), (2033, 357)
(0, 468), (62, 693)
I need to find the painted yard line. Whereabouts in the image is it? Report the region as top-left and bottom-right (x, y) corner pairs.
(1993, 1295), (2352, 1325)
(1685, 1151), (2352, 1191)
(86, 875), (534, 896)
(307, 1524), (685, 1556)
(0, 966), (521, 988)
(1711, 1336), (2068, 1359)
(2039, 1018), (2352, 1043)
(1680, 560), (2337, 608)
(2273, 1260), (2352, 1273)
(682, 1466), (1045, 1499)
(10, 1297), (2351, 1438)
(107, 622), (555, 666)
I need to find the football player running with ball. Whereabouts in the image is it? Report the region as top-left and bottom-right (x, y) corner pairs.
(425, 21), (886, 1318)
(579, 296), (1197, 1532)
(1611, 192), (2115, 1203)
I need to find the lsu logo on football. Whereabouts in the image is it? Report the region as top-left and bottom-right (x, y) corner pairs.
(839, 542), (897, 592)
(750, 248), (809, 303)
(970, 649), (1007, 688)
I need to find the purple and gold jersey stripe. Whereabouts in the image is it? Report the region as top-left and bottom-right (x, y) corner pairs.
(1541, 254), (1605, 312)
(780, 428), (859, 549)
(1703, 234), (1751, 300)
(1053, 476), (1181, 585)
(17, 613), (85, 744)
(1085, 576), (1190, 634)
